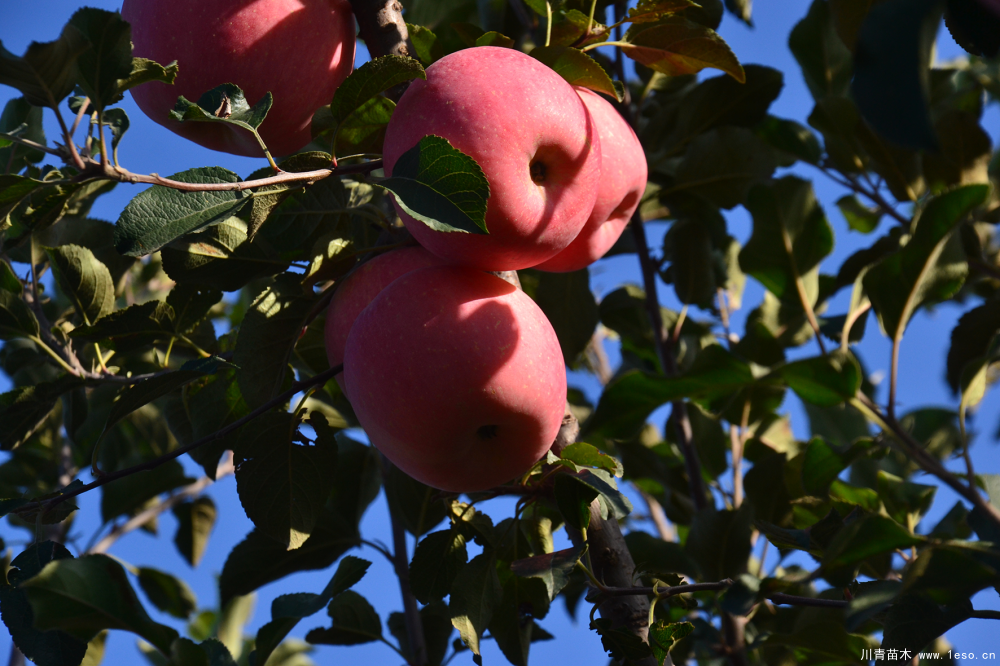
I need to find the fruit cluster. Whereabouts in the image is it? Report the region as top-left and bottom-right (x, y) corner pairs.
(327, 47), (647, 492)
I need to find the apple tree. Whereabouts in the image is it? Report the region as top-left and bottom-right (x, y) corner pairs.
(1, 0), (1000, 665)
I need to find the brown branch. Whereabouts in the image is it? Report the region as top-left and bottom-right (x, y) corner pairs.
(637, 487), (675, 541)
(593, 580), (849, 609)
(15, 364), (342, 518)
(349, 0), (415, 104)
(970, 610), (1000, 620)
(103, 159), (382, 192)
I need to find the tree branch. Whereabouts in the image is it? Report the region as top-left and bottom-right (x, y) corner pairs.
(592, 580), (849, 609)
(103, 159), (382, 192)
(14, 364), (343, 517)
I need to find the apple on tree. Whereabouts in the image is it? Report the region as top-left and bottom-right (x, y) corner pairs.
(324, 245), (447, 387)
(535, 86), (648, 273)
(341, 266), (567, 492)
(382, 46), (603, 271)
(122, 0), (356, 156)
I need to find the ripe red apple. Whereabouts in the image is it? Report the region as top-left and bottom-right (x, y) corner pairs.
(343, 266), (567, 492)
(382, 46), (602, 271)
(122, 0), (356, 157)
(535, 87), (647, 273)
(324, 245), (447, 386)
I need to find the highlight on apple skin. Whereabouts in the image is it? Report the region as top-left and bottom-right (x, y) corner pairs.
(535, 87), (648, 273)
(382, 46), (602, 272)
(122, 0), (356, 157)
(342, 266), (568, 492)
(324, 245), (447, 387)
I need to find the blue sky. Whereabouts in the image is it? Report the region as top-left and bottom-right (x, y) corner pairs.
(2, 1), (1000, 664)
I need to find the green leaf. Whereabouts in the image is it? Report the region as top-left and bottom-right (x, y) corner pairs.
(788, 0), (852, 100)
(115, 57), (178, 100)
(407, 24), (444, 65)
(881, 594), (973, 654)
(170, 83), (272, 140)
(99, 107), (130, 156)
(70, 300), (173, 350)
(388, 601), (453, 666)
(719, 573), (761, 616)
(0, 377), (84, 451)
(775, 351), (861, 406)
(624, 531), (701, 579)
(739, 176), (833, 306)
(864, 184), (989, 339)
(384, 463), (448, 537)
(44, 244), (114, 325)
(530, 46), (621, 101)
(946, 294), (1000, 392)
(510, 544), (586, 601)
(21, 554), (179, 653)
(800, 437), (871, 496)
(672, 126), (777, 209)
(878, 470), (936, 525)
(0, 97), (46, 172)
(114, 167), (250, 257)
(590, 617), (652, 661)
(528, 268), (599, 364)
(0, 259), (22, 295)
(822, 514), (923, 570)
(0, 21), (90, 107)
(903, 545), (998, 605)
(648, 620), (694, 664)
(756, 116), (822, 166)
(851, 0), (942, 150)
(628, 0), (701, 23)
(68, 8), (133, 111)
(573, 469), (633, 519)
(252, 556), (371, 666)
(219, 437), (380, 605)
(217, 595), (254, 661)
(584, 345), (754, 440)
(137, 568), (197, 620)
(554, 474), (599, 531)
(559, 442), (623, 477)
(233, 273), (317, 409)
(621, 17), (745, 82)
(100, 460), (194, 524)
(172, 496), (216, 567)
(836, 195), (882, 233)
(684, 505), (753, 581)
(234, 412), (338, 550)
(305, 590), (382, 645)
(0, 289), (40, 341)
(410, 530), (469, 604)
(449, 553), (502, 662)
(487, 573), (550, 666)
(380, 135), (491, 234)
(328, 54), (425, 147)
(0, 542), (87, 666)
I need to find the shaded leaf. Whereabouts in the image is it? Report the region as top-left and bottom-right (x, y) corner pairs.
(137, 568), (197, 620)
(621, 17), (745, 82)
(684, 505), (753, 580)
(172, 496), (216, 567)
(305, 590), (382, 646)
(788, 0), (853, 99)
(410, 530), (468, 604)
(510, 545), (586, 601)
(45, 244), (114, 325)
(529, 268), (599, 364)
(775, 351), (861, 406)
(449, 553), (502, 662)
(170, 83), (272, 137)
(328, 54), (425, 146)
(530, 46), (621, 101)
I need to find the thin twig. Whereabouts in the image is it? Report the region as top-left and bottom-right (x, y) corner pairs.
(15, 364), (343, 517)
(594, 579), (849, 609)
(107, 160), (382, 192)
(0, 134), (63, 158)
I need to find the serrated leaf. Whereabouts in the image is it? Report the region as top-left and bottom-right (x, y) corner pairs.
(822, 514), (923, 570)
(234, 411), (338, 549)
(627, 0), (701, 23)
(114, 167), (250, 257)
(170, 83), (272, 136)
(0, 97), (46, 172)
(410, 530), (469, 604)
(172, 496), (216, 567)
(864, 184), (988, 339)
(68, 8), (133, 111)
(305, 590), (382, 646)
(233, 273), (316, 409)
(573, 469), (633, 519)
(510, 544), (586, 601)
(530, 46), (621, 101)
(449, 553), (502, 662)
(649, 620), (695, 663)
(380, 135), (490, 234)
(328, 54), (425, 149)
(44, 244), (114, 325)
(851, 0), (941, 150)
(559, 442), (623, 476)
(775, 351), (861, 406)
(99, 107), (130, 156)
(253, 556), (371, 666)
(739, 176), (833, 306)
(0, 22), (90, 107)
(584, 345), (754, 440)
(137, 568), (197, 620)
(407, 23), (444, 65)
(21, 555), (179, 653)
(621, 17), (745, 82)
(0, 289), (40, 341)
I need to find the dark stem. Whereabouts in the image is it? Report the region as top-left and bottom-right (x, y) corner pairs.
(16, 365), (342, 516)
(349, 0), (416, 102)
(970, 610), (1000, 620)
(595, 581), (849, 609)
(383, 456), (428, 666)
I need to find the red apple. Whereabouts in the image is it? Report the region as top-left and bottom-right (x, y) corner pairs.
(535, 87), (647, 273)
(324, 245), (447, 386)
(343, 266), (567, 492)
(122, 0), (356, 157)
(382, 46), (602, 271)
